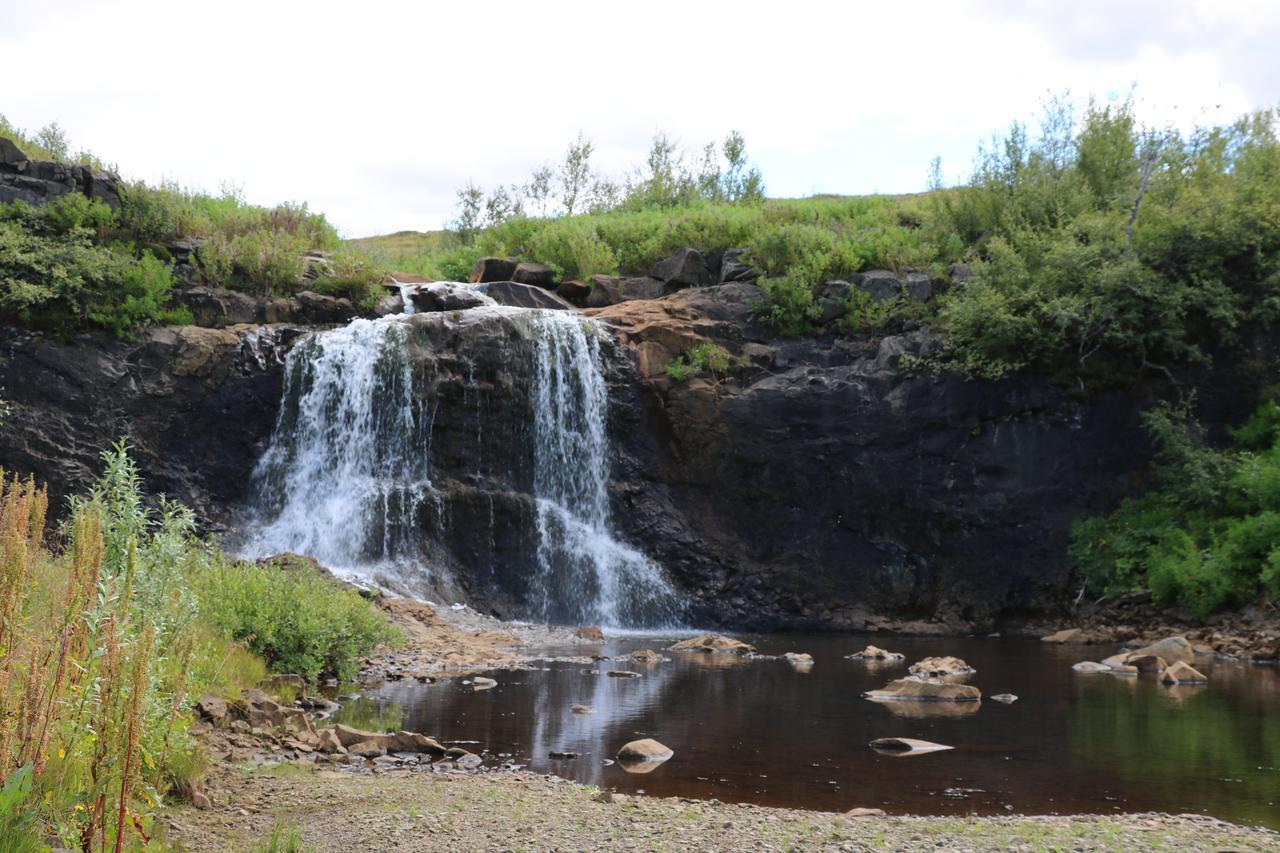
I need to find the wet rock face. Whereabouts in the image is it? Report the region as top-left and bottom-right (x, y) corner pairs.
(0, 323), (302, 525)
(597, 284), (1150, 631)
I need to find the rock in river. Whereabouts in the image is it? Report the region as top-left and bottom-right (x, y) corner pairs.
(1072, 661), (1112, 673)
(868, 737), (954, 755)
(1127, 635), (1195, 666)
(848, 645), (905, 661)
(908, 656), (976, 678)
(863, 677), (982, 702)
(617, 738), (673, 769)
(669, 634), (755, 654)
(1161, 660), (1209, 685)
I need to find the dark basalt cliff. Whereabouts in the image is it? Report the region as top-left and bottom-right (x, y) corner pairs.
(0, 286), (1154, 630)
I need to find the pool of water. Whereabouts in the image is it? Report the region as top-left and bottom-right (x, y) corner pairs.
(336, 633), (1280, 827)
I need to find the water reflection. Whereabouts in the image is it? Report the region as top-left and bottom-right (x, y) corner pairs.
(341, 633), (1280, 827)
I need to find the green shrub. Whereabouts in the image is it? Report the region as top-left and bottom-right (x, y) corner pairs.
(195, 559), (400, 683)
(230, 229), (308, 295)
(665, 342), (734, 382)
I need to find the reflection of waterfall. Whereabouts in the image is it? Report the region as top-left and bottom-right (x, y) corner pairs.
(528, 313), (680, 627)
(239, 306), (681, 628)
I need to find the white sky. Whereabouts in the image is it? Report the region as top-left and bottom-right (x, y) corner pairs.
(1, 0), (1276, 237)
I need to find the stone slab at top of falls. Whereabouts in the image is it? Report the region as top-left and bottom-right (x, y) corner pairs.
(236, 306), (682, 629)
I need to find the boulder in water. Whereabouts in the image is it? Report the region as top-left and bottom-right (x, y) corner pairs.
(606, 669), (641, 678)
(570, 704), (594, 714)
(476, 281), (575, 310)
(1125, 654), (1167, 673)
(470, 256), (517, 283)
(1072, 661), (1112, 673)
(628, 649), (667, 664)
(846, 807), (887, 817)
(575, 626), (606, 642)
(868, 737), (953, 755)
(617, 738), (673, 765)
(908, 656), (975, 678)
(1127, 635), (1195, 666)
(472, 676), (497, 690)
(669, 634), (755, 654)
(990, 693), (1018, 703)
(848, 645), (905, 661)
(1161, 660), (1209, 685)
(784, 652), (814, 666)
(863, 677), (981, 702)
(1041, 628), (1084, 643)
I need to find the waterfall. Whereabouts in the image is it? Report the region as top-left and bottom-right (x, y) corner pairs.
(242, 317), (438, 582)
(527, 313), (680, 627)
(239, 306), (680, 628)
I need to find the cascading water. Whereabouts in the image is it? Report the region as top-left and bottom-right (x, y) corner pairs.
(239, 301), (681, 628)
(242, 317), (440, 582)
(527, 313), (680, 627)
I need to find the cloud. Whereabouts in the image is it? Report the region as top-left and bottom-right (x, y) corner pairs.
(1, 0), (1274, 235)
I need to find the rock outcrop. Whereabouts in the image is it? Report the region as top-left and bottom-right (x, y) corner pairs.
(0, 138), (122, 208)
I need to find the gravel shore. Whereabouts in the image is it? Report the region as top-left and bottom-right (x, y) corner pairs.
(163, 764), (1278, 852)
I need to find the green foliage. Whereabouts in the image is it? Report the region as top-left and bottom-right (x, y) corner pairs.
(665, 342), (734, 382)
(839, 288), (895, 334)
(195, 559), (401, 684)
(1071, 400), (1280, 616)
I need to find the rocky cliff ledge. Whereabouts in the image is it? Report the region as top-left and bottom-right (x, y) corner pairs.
(589, 284), (1149, 630)
(1, 283), (1154, 630)
(0, 323), (300, 524)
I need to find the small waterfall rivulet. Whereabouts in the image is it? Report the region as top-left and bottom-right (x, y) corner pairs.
(240, 299), (681, 628)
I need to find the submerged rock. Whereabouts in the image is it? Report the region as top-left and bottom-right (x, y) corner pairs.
(989, 693), (1018, 703)
(1041, 628), (1084, 643)
(863, 677), (981, 702)
(669, 634), (755, 654)
(868, 737), (954, 755)
(908, 656), (975, 678)
(628, 649), (667, 664)
(570, 704), (594, 715)
(606, 670), (642, 678)
(1072, 661), (1112, 673)
(783, 652), (814, 665)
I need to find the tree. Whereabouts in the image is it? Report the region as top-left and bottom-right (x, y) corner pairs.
(524, 165), (554, 217)
(558, 132), (593, 215)
(451, 181), (483, 243)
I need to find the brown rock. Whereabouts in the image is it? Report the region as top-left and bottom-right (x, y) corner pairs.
(1125, 654), (1168, 673)
(196, 694), (229, 724)
(628, 650), (666, 664)
(1161, 660), (1209, 685)
(863, 677), (981, 702)
(617, 738), (673, 763)
(848, 645), (905, 661)
(557, 279), (591, 301)
(1128, 636), (1195, 666)
(575, 625), (606, 642)
(907, 656), (975, 678)
(669, 634), (756, 654)
(1041, 628), (1083, 643)
(846, 807), (886, 817)
(191, 791), (212, 810)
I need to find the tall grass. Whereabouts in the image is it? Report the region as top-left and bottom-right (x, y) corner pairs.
(0, 442), (402, 849)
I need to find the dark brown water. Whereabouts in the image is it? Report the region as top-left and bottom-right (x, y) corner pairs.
(336, 633), (1280, 827)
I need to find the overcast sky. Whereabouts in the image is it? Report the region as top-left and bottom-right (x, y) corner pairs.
(2, 0), (1276, 237)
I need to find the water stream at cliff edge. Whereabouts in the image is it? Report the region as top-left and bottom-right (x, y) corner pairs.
(238, 305), (680, 629)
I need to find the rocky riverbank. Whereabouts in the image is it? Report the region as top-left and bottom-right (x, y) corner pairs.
(161, 763), (1278, 852)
